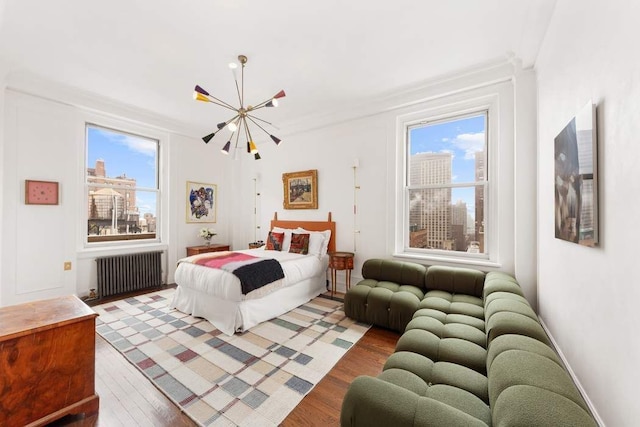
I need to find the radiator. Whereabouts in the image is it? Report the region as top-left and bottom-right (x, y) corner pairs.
(96, 251), (163, 298)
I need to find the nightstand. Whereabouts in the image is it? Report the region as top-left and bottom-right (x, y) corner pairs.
(186, 244), (230, 257)
(329, 251), (355, 296)
(249, 241), (265, 249)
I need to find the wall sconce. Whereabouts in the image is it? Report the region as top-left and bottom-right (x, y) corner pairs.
(353, 158), (361, 252)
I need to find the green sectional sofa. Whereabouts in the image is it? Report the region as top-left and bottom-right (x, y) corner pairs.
(341, 259), (597, 427)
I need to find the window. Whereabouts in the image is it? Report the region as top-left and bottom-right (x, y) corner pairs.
(404, 112), (488, 259)
(85, 125), (159, 244)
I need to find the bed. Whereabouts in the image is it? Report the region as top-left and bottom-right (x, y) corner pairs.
(170, 212), (336, 335)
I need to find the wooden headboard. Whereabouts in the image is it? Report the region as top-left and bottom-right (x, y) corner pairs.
(270, 212), (336, 253)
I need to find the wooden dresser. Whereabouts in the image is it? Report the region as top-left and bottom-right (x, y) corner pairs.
(0, 295), (99, 426)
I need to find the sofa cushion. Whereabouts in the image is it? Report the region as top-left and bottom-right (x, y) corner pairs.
(492, 385), (597, 427)
(483, 272), (523, 300)
(341, 376), (489, 427)
(378, 368), (491, 425)
(486, 311), (551, 346)
(487, 334), (563, 372)
(405, 317), (486, 348)
(362, 259), (427, 289)
(426, 265), (485, 298)
(396, 329), (487, 375)
(420, 291), (485, 320)
(384, 351), (489, 403)
(485, 298), (538, 322)
(413, 309), (486, 332)
(488, 350), (589, 412)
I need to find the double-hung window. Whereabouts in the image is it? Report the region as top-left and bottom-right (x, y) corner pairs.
(85, 124), (159, 244)
(403, 112), (489, 259)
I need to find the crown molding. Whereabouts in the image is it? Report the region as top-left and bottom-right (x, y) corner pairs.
(279, 57), (519, 137)
(5, 70), (199, 138)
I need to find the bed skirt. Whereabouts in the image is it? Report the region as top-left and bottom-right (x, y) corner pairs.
(169, 274), (327, 335)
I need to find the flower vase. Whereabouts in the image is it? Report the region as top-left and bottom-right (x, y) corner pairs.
(203, 237), (211, 246)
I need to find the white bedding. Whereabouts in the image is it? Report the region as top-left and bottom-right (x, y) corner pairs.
(170, 247), (329, 335)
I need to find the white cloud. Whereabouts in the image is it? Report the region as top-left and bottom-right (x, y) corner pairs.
(442, 137), (450, 142)
(96, 128), (156, 157)
(448, 132), (485, 160)
(121, 135), (157, 157)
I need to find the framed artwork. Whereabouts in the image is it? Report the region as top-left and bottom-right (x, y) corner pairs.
(25, 180), (59, 205)
(186, 181), (217, 223)
(554, 101), (598, 247)
(283, 169), (318, 209)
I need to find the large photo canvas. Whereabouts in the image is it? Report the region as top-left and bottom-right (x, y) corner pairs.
(554, 102), (598, 246)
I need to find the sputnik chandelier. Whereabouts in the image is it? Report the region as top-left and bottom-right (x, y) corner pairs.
(193, 54), (285, 160)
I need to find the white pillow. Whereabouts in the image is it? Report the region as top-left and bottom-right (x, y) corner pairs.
(296, 228), (331, 256)
(271, 227), (295, 252)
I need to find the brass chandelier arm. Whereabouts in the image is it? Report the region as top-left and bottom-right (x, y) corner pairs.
(246, 116), (273, 136)
(251, 96), (277, 110)
(233, 77), (242, 107)
(240, 59), (245, 108)
(242, 116), (251, 145)
(246, 114), (275, 128)
(204, 96), (238, 112)
(233, 125), (241, 149)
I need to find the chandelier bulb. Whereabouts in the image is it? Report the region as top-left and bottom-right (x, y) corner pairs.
(228, 121), (238, 132)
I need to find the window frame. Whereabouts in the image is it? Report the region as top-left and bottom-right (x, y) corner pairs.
(83, 122), (162, 248)
(393, 87), (507, 268)
(404, 111), (489, 259)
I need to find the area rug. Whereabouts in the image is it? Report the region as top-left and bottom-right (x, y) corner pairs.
(93, 289), (370, 426)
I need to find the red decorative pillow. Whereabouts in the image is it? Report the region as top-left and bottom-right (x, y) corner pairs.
(265, 231), (284, 251)
(289, 233), (310, 254)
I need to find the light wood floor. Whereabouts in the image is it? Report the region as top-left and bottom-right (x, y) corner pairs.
(51, 293), (399, 427)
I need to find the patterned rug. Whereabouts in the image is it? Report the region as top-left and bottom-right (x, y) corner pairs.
(93, 288), (370, 426)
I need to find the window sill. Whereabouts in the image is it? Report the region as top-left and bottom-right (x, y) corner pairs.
(78, 241), (168, 259)
(392, 251), (502, 270)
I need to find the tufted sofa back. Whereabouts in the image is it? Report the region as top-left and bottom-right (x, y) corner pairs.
(425, 265), (485, 298)
(361, 259), (427, 289)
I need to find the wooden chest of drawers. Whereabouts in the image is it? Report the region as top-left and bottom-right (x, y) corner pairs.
(0, 295), (99, 426)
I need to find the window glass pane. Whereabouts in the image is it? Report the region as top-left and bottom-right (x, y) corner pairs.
(408, 114), (486, 184)
(87, 126), (158, 188)
(407, 114), (487, 255)
(86, 126), (159, 243)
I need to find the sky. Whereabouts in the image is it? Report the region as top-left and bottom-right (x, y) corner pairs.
(87, 126), (158, 216)
(409, 113), (486, 217)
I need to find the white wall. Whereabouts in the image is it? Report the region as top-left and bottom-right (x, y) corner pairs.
(536, 0), (640, 425)
(0, 80), (230, 306)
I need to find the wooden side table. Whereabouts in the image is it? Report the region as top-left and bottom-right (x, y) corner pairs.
(186, 243), (230, 256)
(329, 251), (355, 296)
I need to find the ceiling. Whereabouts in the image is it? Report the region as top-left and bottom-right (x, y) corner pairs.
(0, 0), (557, 135)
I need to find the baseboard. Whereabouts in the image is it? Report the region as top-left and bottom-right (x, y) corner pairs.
(538, 316), (605, 427)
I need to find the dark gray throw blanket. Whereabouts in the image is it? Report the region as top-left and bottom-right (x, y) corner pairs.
(232, 259), (285, 294)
